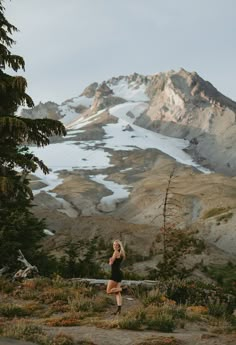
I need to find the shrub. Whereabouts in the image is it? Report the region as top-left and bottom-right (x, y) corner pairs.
(118, 317), (142, 330)
(165, 280), (193, 304)
(162, 278), (234, 307)
(118, 307), (145, 330)
(68, 295), (111, 314)
(146, 311), (175, 332)
(205, 263), (236, 293)
(0, 322), (49, 344)
(0, 277), (16, 293)
(38, 287), (69, 304)
(207, 301), (229, 318)
(128, 284), (152, 300)
(0, 304), (29, 318)
(142, 288), (163, 307)
(170, 305), (186, 319)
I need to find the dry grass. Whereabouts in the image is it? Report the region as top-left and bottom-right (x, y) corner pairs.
(0, 276), (235, 344)
(45, 316), (80, 327)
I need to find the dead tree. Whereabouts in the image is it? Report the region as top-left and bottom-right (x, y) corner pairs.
(150, 165), (184, 278)
(151, 166), (181, 252)
(13, 250), (39, 281)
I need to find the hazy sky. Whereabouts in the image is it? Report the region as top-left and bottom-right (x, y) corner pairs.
(5, 0), (236, 105)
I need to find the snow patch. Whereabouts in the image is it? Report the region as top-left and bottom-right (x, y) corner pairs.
(90, 174), (130, 212)
(109, 102), (148, 123)
(108, 79), (149, 102)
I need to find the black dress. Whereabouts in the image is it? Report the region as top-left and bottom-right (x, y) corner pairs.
(111, 257), (123, 283)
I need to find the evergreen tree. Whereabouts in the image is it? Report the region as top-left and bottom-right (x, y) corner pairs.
(0, 1), (66, 269)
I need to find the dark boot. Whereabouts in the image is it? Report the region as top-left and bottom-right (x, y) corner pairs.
(113, 305), (121, 315)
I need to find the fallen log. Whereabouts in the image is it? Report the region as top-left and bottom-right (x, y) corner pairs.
(71, 278), (158, 288)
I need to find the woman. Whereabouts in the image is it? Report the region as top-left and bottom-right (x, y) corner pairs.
(106, 239), (125, 315)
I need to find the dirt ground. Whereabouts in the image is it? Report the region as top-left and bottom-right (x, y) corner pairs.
(1, 329), (236, 345)
(43, 325), (236, 345)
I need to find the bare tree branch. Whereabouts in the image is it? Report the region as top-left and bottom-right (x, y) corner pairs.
(13, 250), (38, 280)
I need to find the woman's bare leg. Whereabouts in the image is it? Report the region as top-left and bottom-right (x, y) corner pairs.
(106, 280), (118, 294)
(116, 292), (122, 306)
(109, 287), (122, 293)
(107, 282), (122, 314)
(115, 283), (122, 306)
(111, 282), (122, 294)
(107, 280), (122, 294)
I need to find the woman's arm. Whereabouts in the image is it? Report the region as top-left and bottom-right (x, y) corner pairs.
(109, 250), (119, 265)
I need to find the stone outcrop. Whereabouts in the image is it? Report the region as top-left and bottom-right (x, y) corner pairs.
(21, 101), (61, 120)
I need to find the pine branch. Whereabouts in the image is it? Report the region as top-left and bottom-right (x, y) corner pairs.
(5, 54), (25, 71)
(11, 76), (27, 92)
(0, 116), (66, 146)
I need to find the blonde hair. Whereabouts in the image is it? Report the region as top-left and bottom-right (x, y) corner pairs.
(113, 239), (126, 259)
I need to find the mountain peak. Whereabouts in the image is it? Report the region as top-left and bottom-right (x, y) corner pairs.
(80, 82), (98, 98)
(170, 69), (235, 110)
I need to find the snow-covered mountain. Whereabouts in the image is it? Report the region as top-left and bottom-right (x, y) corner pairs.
(22, 68), (236, 176)
(21, 69), (236, 271)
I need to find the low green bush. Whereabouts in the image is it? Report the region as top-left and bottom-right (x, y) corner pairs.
(118, 317), (142, 330)
(147, 311), (175, 332)
(207, 301), (229, 318)
(0, 304), (29, 318)
(142, 288), (163, 306)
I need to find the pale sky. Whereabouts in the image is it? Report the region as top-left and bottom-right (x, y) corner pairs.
(5, 0), (236, 105)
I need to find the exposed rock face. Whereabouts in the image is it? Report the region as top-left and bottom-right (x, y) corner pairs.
(80, 82), (98, 98)
(136, 69), (236, 175)
(21, 101), (61, 120)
